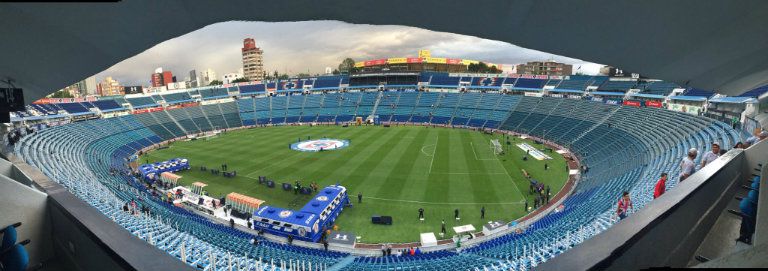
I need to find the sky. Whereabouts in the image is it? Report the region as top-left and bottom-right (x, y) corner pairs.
(95, 21), (604, 86)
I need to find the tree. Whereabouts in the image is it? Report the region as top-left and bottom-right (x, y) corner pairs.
(49, 90), (74, 98)
(231, 77), (249, 83)
(332, 69), (340, 75)
(273, 71), (279, 79)
(467, 62), (502, 74)
(208, 80), (223, 86)
(338, 58), (356, 74)
(296, 73), (310, 78)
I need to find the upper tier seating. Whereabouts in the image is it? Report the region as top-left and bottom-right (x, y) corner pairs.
(126, 96), (158, 108)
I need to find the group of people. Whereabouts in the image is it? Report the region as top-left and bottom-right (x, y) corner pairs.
(122, 198), (151, 216)
(527, 179), (551, 212)
(619, 131), (768, 221)
(380, 244), (422, 257)
(294, 180), (319, 194)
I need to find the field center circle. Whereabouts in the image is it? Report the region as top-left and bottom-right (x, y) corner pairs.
(291, 138), (350, 152)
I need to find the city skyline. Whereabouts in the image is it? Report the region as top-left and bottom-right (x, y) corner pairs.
(95, 20), (604, 87)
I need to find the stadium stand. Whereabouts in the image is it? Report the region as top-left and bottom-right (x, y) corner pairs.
(682, 88), (716, 98)
(597, 80), (636, 92)
(738, 84), (768, 98)
(56, 102), (91, 114)
(90, 100), (122, 111)
(126, 96), (158, 109)
(642, 81), (680, 96)
(162, 92), (194, 104)
(5, 75), (751, 271)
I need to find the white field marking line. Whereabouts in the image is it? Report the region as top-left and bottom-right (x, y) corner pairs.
(427, 136), (438, 174)
(244, 152), (309, 178)
(494, 143), (525, 198)
(469, 141), (496, 161)
(365, 196), (525, 205)
(420, 144), (436, 157)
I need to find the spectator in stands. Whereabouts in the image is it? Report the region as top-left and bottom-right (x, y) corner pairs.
(381, 244), (386, 256)
(653, 173), (668, 199)
(679, 148), (698, 182)
(287, 235), (293, 244)
(745, 131), (767, 147)
(415, 247), (421, 255)
(323, 240), (328, 251)
(700, 142), (721, 168)
(409, 247), (415, 256)
(733, 142), (744, 149)
(229, 218), (235, 228)
(616, 191), (633, 220)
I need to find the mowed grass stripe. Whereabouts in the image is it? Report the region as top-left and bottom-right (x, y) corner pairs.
(399, 128), (438, 201)
(374, 127), (431, 200)
(460, 131), (503, 205)
(446, 129), (476, 205)
(423, 129), (450, 203)
(293, 126), (391, 179)
(256, 126), (371, 179)
(334, 127), (411, 195)
(299, 127), (401, 191)
(234, 126), (364, 176)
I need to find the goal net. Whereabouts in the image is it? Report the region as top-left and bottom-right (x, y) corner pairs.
(490, 139), (504, 155)
(201, 126), (221, 140)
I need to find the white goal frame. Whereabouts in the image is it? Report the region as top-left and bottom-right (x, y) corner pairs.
(490, 139), (503, 155)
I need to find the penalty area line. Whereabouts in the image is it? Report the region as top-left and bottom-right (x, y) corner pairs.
(469, 141), (496, 161)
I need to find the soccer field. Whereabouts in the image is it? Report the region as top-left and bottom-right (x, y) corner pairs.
(141, 125), (569, 243)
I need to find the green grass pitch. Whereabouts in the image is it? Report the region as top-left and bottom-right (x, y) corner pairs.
(141, 125), (569, 243)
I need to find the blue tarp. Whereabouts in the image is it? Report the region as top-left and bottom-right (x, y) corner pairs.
(255, 206), (318, 228)
(139, 158), (190, 182)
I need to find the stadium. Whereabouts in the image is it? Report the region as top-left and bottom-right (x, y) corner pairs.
(1, 2), (768, 271)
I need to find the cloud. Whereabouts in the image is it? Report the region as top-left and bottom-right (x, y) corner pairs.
(96, 21), (604, 86)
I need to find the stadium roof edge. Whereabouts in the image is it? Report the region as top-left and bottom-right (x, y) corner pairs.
(3, 1), (768, 104)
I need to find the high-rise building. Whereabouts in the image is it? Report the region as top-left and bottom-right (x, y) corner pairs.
(56, 76), (99, 97)
(200, 68), (217, 86)
(241, 38), (264, 81)
(515, 61), (573, 76)
(98, 76), (123, 96)
(84, 76), (98, 95)
(150, 68), (175, 87)
(188, 69), (199, 87)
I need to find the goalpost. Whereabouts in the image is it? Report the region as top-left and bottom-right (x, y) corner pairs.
(202, 126), (221, 140)
(490, 139), (504, 155)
